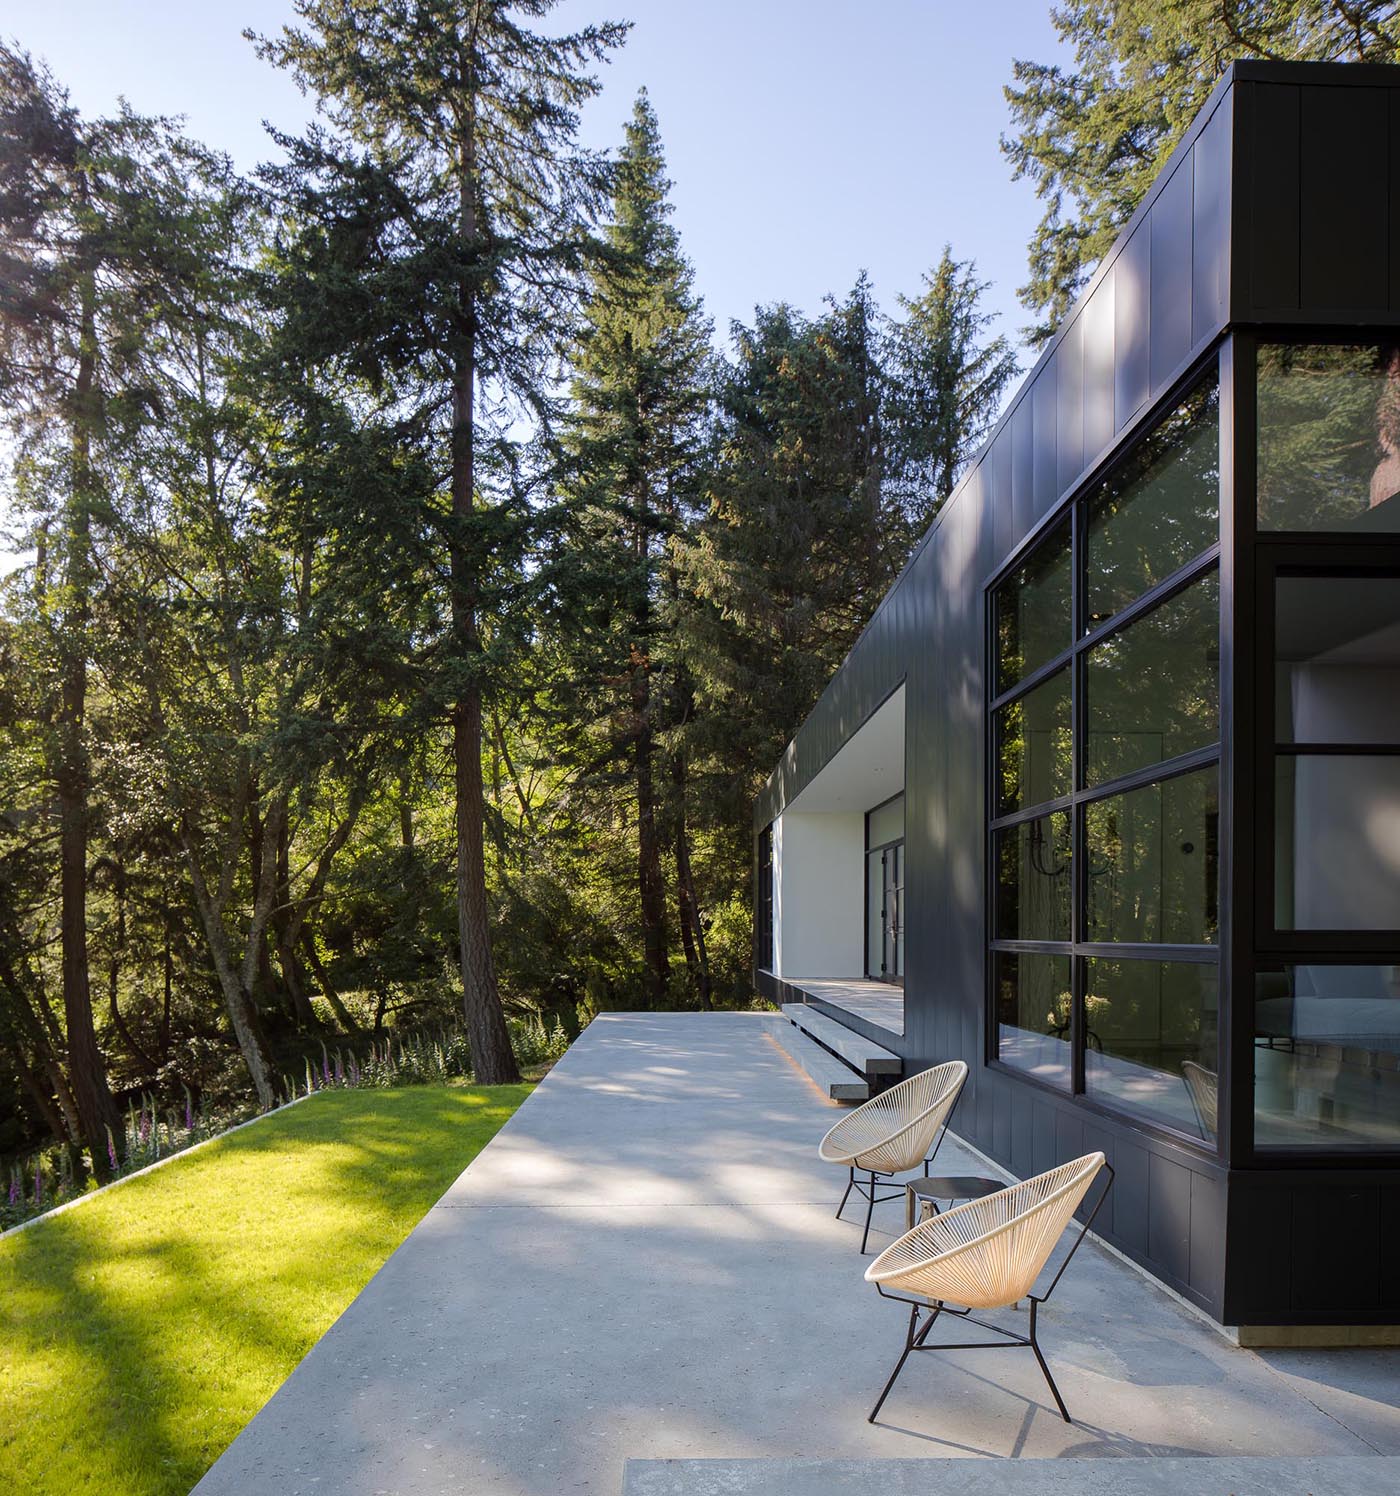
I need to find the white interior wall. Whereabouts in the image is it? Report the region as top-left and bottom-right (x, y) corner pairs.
(1290, 663), (1400, 928)
(773, 811), (865, 979)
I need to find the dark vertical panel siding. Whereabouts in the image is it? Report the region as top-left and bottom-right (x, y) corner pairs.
(1031, 364), (1057, 518)
(1115, 225), (1151, 428)
(756, 67), (1400, 1329)
(988, 428), (1013, 565)
(1082, 268), (1116, 458)
(1113, 1140), (1150, 1256)
(1245, 83), (1300, 311)
(1011, 396), (1034, 539)
(1055, 318), (1085, 494)
(1192, 98), (1231, 345)
(1148, 1154), (1193, 1285)
(1150, 160), (1194, 389)
(1299, 85), (1388, 311)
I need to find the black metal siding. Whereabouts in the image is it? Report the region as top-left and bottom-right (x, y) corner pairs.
(756, 63), (1400, 1326)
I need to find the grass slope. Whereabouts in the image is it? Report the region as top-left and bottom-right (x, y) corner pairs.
(0, 1082), (531, 1496)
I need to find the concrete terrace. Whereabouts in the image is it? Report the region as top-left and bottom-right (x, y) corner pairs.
(194, 1012), (1400, 1496)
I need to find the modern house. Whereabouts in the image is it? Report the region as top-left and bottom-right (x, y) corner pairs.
(755, 61), (1400, 1339)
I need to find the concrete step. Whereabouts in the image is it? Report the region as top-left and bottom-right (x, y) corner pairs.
(781, 1002), (902, 1077)
(623, 1456), (1400, 1496)
(766, 1015), (868, 1101)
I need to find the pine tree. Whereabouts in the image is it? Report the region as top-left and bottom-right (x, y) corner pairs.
(1002, 1), (1400, 338)
(887, 247), (1019, 533)
(252, 0), (628, 1083)
(554, 91), (712, 1006)
(674, 290), (902, 866)
(0, 46), (215, 1171)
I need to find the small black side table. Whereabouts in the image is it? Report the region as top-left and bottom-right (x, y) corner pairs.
(905, 1174), (1004, 1231)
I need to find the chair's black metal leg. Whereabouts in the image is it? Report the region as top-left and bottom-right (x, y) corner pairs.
(869, 1302), (929, 1423)
(836, 1167), (854, 1221)
(1028, 1300), (1071, 1423)
(860, 1172), (877, 1254)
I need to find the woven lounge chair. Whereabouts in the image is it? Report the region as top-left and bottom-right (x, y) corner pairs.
(863, 1151), (1112, 1424)
(819, 1061), (968, 1253)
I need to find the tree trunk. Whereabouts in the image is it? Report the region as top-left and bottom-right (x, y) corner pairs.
(671, 753), (711, 1009)
(183, 825), (280, 1110)
(451, 94), (518, 1086)
(300, 928), (360, 1034)
(633, 654), (669, 1004)
(273, 816), (318, 1029)
(57, 257), (121, 1177)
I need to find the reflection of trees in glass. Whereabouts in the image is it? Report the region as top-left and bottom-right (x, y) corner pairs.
(1258, 343), (1400, 531)
(996, 521), (1071, 689)
(1085, 571), (1219, 785)
(996, 668), (1071, 813)
(1085, 770), (1219, 944)
(996, 951), (1072, 1049)
(1085, 959), (1218, 1137)
(996, 813), (1071, 940)
(1086, 379), (1219, 625)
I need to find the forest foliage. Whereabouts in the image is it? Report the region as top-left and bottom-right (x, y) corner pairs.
(0, 2), (1020, 1181)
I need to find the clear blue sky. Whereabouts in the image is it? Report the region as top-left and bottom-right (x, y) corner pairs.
(2, 0), (1067, 564)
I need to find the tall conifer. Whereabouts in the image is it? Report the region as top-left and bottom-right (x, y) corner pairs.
(556, 91), (712, 1005)
(253, 0), (627, 1082)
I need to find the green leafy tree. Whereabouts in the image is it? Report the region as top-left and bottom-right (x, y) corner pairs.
(554, 91), (713, 1005)
(674, 288), (900, 876)
(1003, 1), (1400, 338)
(887, 247), (1019, 533)
(0, 46), (219, 1171)
(251, 0), (628, 1083)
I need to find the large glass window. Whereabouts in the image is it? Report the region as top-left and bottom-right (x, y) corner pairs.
(1085, 572), (1219, 786)
(995, 951), (1072, 1089)
(1085, 380), (1220, 627)
(1085, 959), (1219, 1141)
(1258, 343), (1400, 532)
(994, 667), (1071, 815)
(995, 812), (1071, 943)
(1255, 964), (1400, 1149)
(995, 521), (1071, 691)
(989, 369), (1221, 1144)
(1084, 769), (1219, 946)
(1273, 574), (1400, 932)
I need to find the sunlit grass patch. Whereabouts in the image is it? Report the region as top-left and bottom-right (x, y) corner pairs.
(0, 1082), (531, 1496)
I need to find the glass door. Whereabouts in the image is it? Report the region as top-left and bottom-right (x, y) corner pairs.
(865, 792), (906, 984)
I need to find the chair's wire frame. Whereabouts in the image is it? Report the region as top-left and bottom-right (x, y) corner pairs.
(866, 1160), (1115, 1426)
(827, 1062), (969, 1254)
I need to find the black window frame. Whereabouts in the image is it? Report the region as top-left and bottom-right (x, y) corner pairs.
(985, 354), (1224, 1154)
(1232, 333), (1400, 1172)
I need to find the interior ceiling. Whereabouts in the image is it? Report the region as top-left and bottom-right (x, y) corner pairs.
(1277, 577), (1400, 663)
(783, 687), (905, 814)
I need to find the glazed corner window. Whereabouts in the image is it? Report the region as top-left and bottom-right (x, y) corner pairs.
(1273, 574), (1400, 932)
(989, 365), (1222, 1139)
(1255, 964), (1400, 1149)
(1257, 342), (1400, 532)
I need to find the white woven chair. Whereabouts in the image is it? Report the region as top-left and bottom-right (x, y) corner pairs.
(863, 1151), (1111, 1424)
(818, 1061), (968, 1253)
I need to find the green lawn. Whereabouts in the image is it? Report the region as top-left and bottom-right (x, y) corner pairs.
(0, 1082), (532, 1496)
